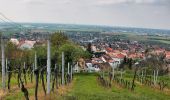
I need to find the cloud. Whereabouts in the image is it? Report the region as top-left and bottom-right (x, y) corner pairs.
(96, 0), (170, 6)
(0, 0), (170, 29)
(21, 0), (71, 5)
(22, 0), (44, 3)
(17, 0), (170, 7)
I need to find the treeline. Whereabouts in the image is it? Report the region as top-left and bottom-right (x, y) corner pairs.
(0, 32), (91, 70)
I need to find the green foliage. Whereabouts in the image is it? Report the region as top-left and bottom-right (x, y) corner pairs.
(5, 42), (25, 67)
(50, 32), (69, 48)
(57, 43), (91, 64)
(5, 41), (17, 59)
(34, 46), (47, 59)
(30, 32), (91, 66)
(50, 32), (91, 64)
(22, 49), (34, 66)
(1, 32), (90, 69)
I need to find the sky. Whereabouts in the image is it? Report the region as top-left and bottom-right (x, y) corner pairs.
(0, 0), (170, 29)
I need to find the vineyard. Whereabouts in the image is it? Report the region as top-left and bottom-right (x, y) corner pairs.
(0, 33), (170, 100)
(1, 68), (170, 100)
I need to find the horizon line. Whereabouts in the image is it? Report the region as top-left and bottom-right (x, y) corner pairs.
(0, 21), (170, 31)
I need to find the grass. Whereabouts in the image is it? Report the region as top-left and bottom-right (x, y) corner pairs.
(115, 33), (170, 45)
(1, 73), (170, 100)
(65, 73), (170, 100)
(154, 40), (170, 44)
(159, 75), (170, 88)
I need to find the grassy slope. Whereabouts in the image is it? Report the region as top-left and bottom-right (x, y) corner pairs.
(1, 73), (170, 100)
(66, 73), (170, 100)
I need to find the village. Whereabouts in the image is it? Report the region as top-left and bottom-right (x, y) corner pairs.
(8, 31), (170, 74)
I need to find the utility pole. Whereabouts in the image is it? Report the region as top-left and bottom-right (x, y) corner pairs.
(35, 52), (37, 69)
(120, 68), (123, 79)
(62, 52), (65, 85)
(47, 40), (51, 94)
(156, 69), (159, 84)
(141, 70), (143, 84)
(154, 70), (155, 83)
(32, 63), (35, 77)
(68, 62), (70, 74)
(71, 65), (73, 80)
(112, 66), (115, 80)
(6, 58), (8, 80)
(1, 38), (5, 90)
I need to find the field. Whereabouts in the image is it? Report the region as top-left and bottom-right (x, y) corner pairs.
(1, 73), (170, 100)
(112, 33), (170, 45)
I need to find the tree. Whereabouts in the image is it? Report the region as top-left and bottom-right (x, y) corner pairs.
(109, 43), (112, 48)
(128, 58), (133, 70)
(57, 43), (90, 65)
(34, 46), (47, 66)
(50, 32), (69, 49)
(87, 43), (92, 53)
(5, 42), (17, 59)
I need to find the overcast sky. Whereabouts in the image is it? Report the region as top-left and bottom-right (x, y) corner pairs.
(0, 0), (170, 29)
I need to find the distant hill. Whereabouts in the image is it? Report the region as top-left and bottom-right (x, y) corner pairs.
(0, 23), (170, 35)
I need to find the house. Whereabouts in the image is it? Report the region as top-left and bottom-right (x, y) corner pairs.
(10, 38), (19, 45)
(93, 64), (100, 72)
(18, 40), (36, 50)
(86, 63), (100, 72)
(106, 47), (113, 53)
(101, 54), (120, 69)
(85, 59), (101, 72)
(109, 60), (119, 69)
(110, 53), (125, 65)
(101, 54), (113, 63)
(128, 53), (144, 60)
(92, 58), (103, 64)
(86, 63), (93, 72)
(165, 51), (170, 60)
(73, 62), (80, 73)
(91, 45), (97, 52)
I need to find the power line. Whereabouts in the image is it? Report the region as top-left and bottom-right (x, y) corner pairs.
(0, 13), (30, 40)
(0, 12), (22, 28)
(0, 17), (19, 28)
(0, 12), (29, 33)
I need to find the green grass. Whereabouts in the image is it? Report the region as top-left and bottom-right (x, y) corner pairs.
(1, 73), (170, 100)
(0, 74), (33, 89)
(114, 33), (170, 45)
(159, 75), (170, 88)
(154, 40), (170, 44)
(65, 73), (170, 100)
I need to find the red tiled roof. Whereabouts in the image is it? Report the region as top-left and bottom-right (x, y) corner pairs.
(112, 50), (120, 53)
(106, 47), (113, 52)
(128, 53), (144, 59)
(116, 53), (125, 59)
(108, 59), (115, 63)
(166, 51), (170, 59)
(17, 40), (25, 47)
